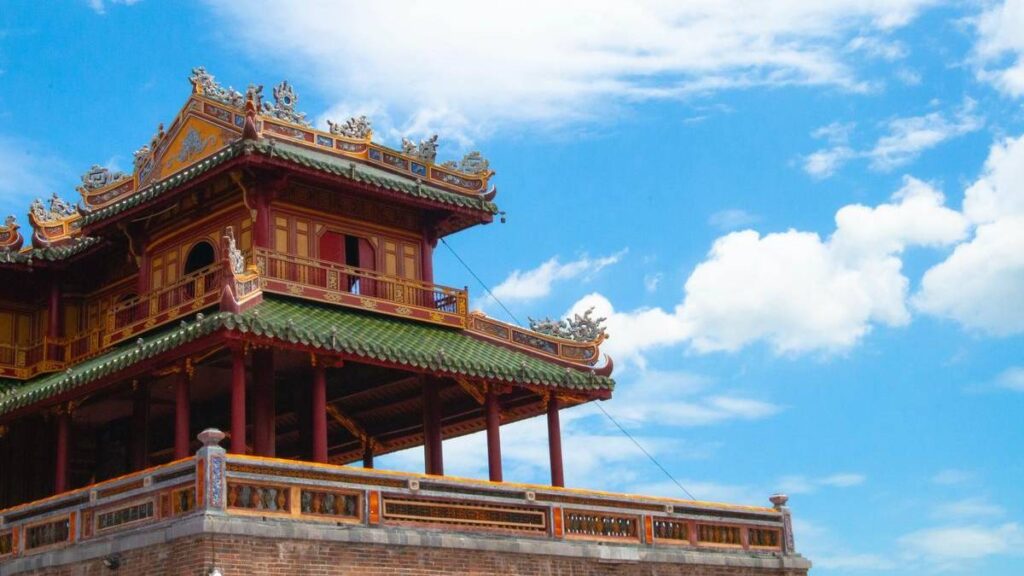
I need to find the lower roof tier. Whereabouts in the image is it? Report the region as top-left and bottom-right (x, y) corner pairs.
(0, 296), (615, 418)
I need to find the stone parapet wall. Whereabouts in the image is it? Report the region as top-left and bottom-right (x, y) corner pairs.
(8, 518), (806, 569)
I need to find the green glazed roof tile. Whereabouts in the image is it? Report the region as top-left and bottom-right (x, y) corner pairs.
(0, 296), (612, 416)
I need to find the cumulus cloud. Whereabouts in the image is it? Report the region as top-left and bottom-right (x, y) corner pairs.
(206, 0), (936, 142)
(680, 177), (966, 353)
(486, 251), (624, 306)
(915, 134), (1024, 335)
(802, 99), (982, 178)
(568, 293), (690, 369)
(973, 0), (1024, 97)
(546, 177), (966, 362)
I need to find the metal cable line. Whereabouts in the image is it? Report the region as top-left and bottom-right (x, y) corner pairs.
(439, 237), (698, 501)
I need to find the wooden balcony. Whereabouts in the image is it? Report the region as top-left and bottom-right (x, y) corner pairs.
(0, 432), (799, 566)
(104, 262), (223, 346)
(255, 248), (469, 328)
(0, 245), (606, 381)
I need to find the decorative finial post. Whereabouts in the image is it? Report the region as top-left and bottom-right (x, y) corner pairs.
(197, 428), (227, 512)
(770, 493), (796, 554)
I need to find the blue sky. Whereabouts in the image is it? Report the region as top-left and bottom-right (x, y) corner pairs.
(2, 1), (1023, 573)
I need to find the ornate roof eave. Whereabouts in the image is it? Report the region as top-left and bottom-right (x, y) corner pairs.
(0, 297), (614, 420)
(80, 138), (498, 235)
(0, 237), (104, 269)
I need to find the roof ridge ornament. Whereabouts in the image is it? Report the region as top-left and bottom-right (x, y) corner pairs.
(77, 165), (129, 194)
(31, 193), (79, 223)
(528, 307), (608, 343)
(401, 134), (439, 163)
(0, 215), (24, 252)
(263, 80), (310, 126)
(327, 115), (373, 140)
(441, 151), (491, 175)
(189, 66), (244, 108)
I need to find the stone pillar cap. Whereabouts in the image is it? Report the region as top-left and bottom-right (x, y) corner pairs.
(769, 493), (789, 508)
(198, 428), (226, 447)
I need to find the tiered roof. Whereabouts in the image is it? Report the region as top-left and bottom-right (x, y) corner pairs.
(0, 67), (499, 259)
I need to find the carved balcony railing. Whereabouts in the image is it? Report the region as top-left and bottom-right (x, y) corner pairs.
(0, 440), (797, 564)
(0, 328), (105, 380)
(104, 263), (223, 346)
(255, 248), (468, 328)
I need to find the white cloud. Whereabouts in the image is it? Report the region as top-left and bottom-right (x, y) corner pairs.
(901, 523), (1024, 562)
(603, 369), (782, 427)
(931, 469), (975, 486)
(88, 0), (142, 15)
(206, 0), (937, 142)
(562, 177), (966, 361)
(868, 98), (983, 171)
(973, 0), (1024, 97)
(814, 553), (897, 571)
(802, 99), (983, 178)
(915, 134), (1024, 335)
(679, 177), (966, 353)
(803, 146), (856, 179)
(995, 366), (1024, 391)
(933, 497), (1005, 520)
(708, 209), (760, 231)
(845, 35), (908, 61)
(642, 273), (663, 293)
(777, 473), (866, 495)
(0, 136), (70, 217)
(568, 293), (690, 369)
(487, 251), (624, 306)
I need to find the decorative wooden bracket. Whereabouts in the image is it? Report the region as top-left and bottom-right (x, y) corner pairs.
(326, 404), (378, 452)
(454, 376), (485, 405)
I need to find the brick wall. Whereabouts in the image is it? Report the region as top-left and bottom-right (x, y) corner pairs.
(12, 533), (809, 576)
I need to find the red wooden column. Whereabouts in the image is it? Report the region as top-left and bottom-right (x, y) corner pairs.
(173, 368), (191, 459)
(54, 407), (70, 494)
(421, 230), (436, 284)
(422, 378), (444, 475)
(230, 347), (247, 454)
(252, 350), (276, 457)
(253, 186), (273, 250)
(547, 394), (564, 488)
(47, 280), (61, 340)
(130, 380), (150, 471)
(311, 364), (328, 463)
(485, 387), (503, 482)
(362, 442), (374, 469)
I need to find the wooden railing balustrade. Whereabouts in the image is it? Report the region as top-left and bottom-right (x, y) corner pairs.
(255, 248), (469, 328)
(0, 436), (797, 564)
(104, 263), (222, 346)
(0, 243), (609, 380)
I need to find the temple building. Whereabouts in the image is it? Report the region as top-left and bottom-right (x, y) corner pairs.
(0, 68), (810, 575)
